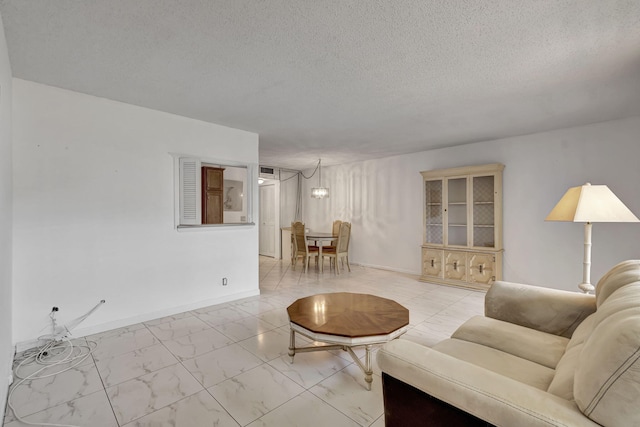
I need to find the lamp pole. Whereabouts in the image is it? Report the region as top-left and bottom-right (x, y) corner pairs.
(579, 222), (594, 294)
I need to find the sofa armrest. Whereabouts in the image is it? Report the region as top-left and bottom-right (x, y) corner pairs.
(377, 339), (600, 427)
(485, 281), (596, 338)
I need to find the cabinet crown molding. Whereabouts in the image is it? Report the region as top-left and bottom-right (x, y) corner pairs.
(421, 163), (504, 179)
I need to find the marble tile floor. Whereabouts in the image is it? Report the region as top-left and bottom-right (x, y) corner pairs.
(3, 257), (484, 427)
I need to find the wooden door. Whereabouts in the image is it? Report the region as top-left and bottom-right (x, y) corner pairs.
(202, 167), (224, 224)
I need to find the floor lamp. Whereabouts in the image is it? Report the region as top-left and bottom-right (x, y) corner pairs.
(546, 183), (639, 293)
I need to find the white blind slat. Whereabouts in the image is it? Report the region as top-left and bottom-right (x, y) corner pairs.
(179, 158), (201, 225)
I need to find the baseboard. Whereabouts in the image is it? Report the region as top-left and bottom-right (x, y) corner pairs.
(352, 261), (420, 276)
(15, 289), (260, 353)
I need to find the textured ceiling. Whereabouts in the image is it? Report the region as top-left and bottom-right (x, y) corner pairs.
(1, 1), (639, 170)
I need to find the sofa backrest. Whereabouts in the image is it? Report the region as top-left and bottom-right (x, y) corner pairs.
(548, 260), (640, 427)
(595, 259), (640, 307)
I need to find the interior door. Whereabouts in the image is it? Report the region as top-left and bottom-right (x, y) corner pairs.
(259, 184), (276, 257)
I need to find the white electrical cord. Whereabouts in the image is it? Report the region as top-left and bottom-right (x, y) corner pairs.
(38, 301), (105, 342)
(8, 338), (98, 427)
(8, 303), (103, 427)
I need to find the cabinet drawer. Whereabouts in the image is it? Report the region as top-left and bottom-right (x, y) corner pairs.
(422, 248), (443, 278)
(468, 253), (496, 285)
(444, 251), (467, 281)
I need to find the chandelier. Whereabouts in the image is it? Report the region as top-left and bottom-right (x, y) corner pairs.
(311, 159), (329, 199)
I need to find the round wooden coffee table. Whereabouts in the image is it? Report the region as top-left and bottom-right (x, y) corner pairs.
(287, 292), (409, 390)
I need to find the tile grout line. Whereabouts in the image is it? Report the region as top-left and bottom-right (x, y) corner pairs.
(90, 346), (121, 427)
(146, 316), (244, 426)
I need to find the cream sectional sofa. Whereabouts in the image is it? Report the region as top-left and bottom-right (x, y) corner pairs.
(377, 260), (640, 427)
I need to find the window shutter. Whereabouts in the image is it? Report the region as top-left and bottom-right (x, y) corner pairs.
(179, 158), (201, 225)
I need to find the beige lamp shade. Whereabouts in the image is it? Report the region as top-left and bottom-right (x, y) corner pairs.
(546, 183), (639, 223)
(546, 182), (639, 294)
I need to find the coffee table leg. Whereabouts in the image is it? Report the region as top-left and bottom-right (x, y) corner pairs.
(364, 345), (373, 391)
(345, 345), (374, 391)
(288, 328), (296, 363)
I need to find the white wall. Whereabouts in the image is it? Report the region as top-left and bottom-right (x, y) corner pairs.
(0, 11), (13, 420)
(12, 79), (259, 346)
(303, 116), (640, 291)
(279, 169), (301, 227)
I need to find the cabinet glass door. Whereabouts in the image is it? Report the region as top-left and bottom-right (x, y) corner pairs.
(472, 175), (495, 247)
(425, 179), (443, 244)
(447, 178), (467, 246)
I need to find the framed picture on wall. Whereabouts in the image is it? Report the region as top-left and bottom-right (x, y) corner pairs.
(223, 180), (243, 211)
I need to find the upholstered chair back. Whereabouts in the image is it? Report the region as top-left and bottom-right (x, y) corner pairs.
(595, 259), (640, 307)
(548, 260), (640, 427)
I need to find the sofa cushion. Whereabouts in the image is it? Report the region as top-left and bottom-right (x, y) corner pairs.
(565, 312), (596, 351)
(592, 282), (640, 326)
(547, 312), (597, 401)
(547, 342), (582, 400)
(452, 315), (569, 369)
(432, 338), (555, 390)
(573, 306), (640, 427)
(548, 281), (640, 405)
(595, 259), (640, 307)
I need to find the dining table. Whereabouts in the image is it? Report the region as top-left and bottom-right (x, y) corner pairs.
(306, 231), (337, 273)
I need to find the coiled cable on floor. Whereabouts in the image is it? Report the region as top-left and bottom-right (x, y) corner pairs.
(8, 337), (98, 427)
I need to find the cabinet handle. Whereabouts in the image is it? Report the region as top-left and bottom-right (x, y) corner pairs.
(478, 264), (484, 274)
(430, 259), (435, 268)
(453, 261), (458, 270)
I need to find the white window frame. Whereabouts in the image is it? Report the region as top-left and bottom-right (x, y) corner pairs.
(171, 153), (257, 229)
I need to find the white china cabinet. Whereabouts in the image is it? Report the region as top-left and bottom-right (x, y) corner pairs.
(420, 163), (504, 290)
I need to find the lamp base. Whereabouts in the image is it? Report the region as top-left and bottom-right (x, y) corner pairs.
(578, 282), (594, 294)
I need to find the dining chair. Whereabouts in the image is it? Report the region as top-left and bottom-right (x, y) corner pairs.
(323, 220), (342, 249)
(323, 222), (351, 274)
(291, 221), (319, 273)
